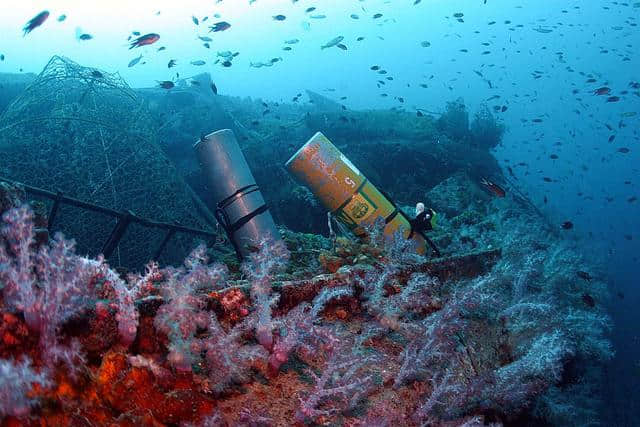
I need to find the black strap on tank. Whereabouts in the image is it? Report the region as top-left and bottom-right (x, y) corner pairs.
(218, 184), (260, 209)
(228, 204), (269, 233)
(214, 205), (242, 259)
(333, 178), (369, 215)
(215, 183), (267, 260)
(385, 208), (399, 224)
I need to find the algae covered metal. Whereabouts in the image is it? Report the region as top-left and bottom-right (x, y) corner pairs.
(286, 131), (428, 255)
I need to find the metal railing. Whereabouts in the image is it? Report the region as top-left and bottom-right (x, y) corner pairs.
(0, 176), (217, 262)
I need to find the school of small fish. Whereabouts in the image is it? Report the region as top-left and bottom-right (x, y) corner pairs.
(8, 1), (639, 250)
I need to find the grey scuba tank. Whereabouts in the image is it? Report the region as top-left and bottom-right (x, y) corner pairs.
(194, 129), (282, 259)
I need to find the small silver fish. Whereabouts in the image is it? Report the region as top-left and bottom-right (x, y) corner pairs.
(250, 61), (274, 68)
(321, 36), (344, 50)
(128, 55), (143, 68)
(190, 60), (206, 66)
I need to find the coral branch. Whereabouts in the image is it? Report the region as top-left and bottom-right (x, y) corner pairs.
(0, 357), (50, 418)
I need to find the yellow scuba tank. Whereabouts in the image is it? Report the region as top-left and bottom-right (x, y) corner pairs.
(285, 132), (428, 255)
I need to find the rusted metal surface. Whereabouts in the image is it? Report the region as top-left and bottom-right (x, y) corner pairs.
(204, 248), (502, 314)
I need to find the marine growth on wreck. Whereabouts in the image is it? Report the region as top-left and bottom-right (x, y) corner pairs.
(0, 1), (637, 426)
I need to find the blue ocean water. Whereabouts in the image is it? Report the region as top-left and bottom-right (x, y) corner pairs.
(0, 0), (638, 424)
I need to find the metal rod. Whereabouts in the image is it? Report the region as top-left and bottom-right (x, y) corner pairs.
(47, 190), (64, 231)
(152, 229), (176, 261)
(0, 176), (216, 238)
(102, 211), (134, 258)
(1, 176), (122, 217)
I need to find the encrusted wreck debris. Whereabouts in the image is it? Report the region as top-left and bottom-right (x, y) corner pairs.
(0, 62), (611, 426)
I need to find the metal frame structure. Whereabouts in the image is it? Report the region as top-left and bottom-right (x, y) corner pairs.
(0, 176), (216, 262)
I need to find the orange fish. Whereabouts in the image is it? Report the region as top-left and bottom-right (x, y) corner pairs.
(129, 33), (160, 49)
(481, 178), (506, 198)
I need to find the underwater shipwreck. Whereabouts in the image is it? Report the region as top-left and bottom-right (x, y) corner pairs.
(0, 57), (612, 426)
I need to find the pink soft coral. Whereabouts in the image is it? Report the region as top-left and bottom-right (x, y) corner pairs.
(241, 237), (290, 351)
(0, 206), (100, 370)
(0, 206), (143, 370)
